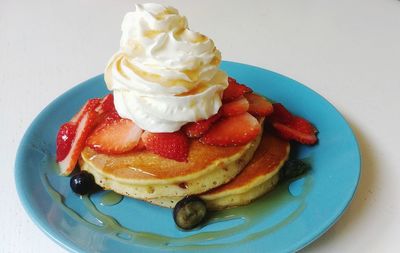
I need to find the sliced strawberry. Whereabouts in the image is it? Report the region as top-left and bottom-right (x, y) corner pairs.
(58, 110), (98, 175)
(103, 111), (122, 124)
(273, 120), (317, 145)
(270, 103), (318, 145)
(70, 98), (101, 123)
(290, 116), (318, 134)
(133, 138), (146, 151)
(200, 112), (261, 146)
(86, 118), (143, 154)
(220, 97), (249, 117)
(270, 103), (293, 124)
(222, 77), (253, 102)
(141, 131), (189, 162)
(95, 93), (116, 115)
(57, 94), (122, 175)
(182, 113), (221, 138)
(56, 122), (77, 162)
(245, 93), (273, 117)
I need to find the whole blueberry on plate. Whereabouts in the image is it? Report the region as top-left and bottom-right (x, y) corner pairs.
(70, 171), (97, 195)
(173, 195), (207, 230)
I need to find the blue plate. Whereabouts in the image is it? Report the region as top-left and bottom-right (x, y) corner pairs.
(15, 61), (360, 253)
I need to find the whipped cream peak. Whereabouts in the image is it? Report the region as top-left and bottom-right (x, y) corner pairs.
(105, 3), (228, 132)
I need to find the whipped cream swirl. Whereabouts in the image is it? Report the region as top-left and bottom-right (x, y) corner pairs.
(105, 3), (228, 132)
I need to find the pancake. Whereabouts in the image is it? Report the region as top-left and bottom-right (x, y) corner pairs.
(147, 131), (290, 210)
(201, 132), (289, 210)
(79, 120), (264, 200)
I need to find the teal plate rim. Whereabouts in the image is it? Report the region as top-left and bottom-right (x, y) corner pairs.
(15, 61), (361, 253)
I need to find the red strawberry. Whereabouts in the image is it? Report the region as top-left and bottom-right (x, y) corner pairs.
(57, 94), (121, 175)
(103, 111), (122, 124)
(58, 110), (98, 175)
(86, 118), (143, 154)
(290, 116), (318, 134)
(220, 97), (249, 117)
(141, 131), (189, 162)
(273, 119), (317, 145)
(71, 98), (101, 123)
(270, 103), (293, 124)
(93, 93), (119, 125)
(245, 94), (273, 117)
(95, 93), (116, 115)
(200, 112), (261, 146)
(182, 113), (221, 138)
(56, 122), (77, 162)
(222, 77), (253, 102)
(270, 103), (318, 145)
(133, 138), (146, 151)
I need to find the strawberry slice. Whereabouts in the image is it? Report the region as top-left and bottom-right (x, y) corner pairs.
(222, 77), (253, 102)
(94, 93), (118, 125)
(141, 131), (189, 162)
(133, 138), (146, 151)
(270, 103), (293, 124)
(58, 110), (98, 175)
(273, 119), (317, 145)
(56, 122), (77, 162)
(70, 94), (115, 124)
(102, 111), (122, 124)
(182, 113), (221, 138)
(200, 112), (261, 146)
(95, 93), (116, 115)
(270, 103), (318, 145)
(220, 97), (249, 117)
(57, 94), (122, 175)
(245, 94), (273, 117)
(71, 98), (101, 123)
(86, 118), (143, 154)
(290, 116), (318, 134)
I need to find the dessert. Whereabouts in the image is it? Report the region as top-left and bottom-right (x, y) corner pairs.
(147, 131), (290, 210)
(56, 3), (318, 229)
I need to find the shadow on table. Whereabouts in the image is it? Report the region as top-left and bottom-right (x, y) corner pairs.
(301, 117), (377, 252)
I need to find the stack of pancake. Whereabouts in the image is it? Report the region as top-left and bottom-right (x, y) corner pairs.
(79, 121), (290, 210)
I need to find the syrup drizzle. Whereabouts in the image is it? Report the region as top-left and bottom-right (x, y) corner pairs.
(33, 141), (312, 250)
(41, 171), (312, 250)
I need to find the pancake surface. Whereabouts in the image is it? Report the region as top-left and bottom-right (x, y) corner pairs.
(147, 131), (290, 209)
(201, 131), (290, 210)
(80, 123), (264, 199)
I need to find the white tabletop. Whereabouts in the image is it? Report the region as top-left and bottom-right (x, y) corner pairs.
(2, 0), (400, 252)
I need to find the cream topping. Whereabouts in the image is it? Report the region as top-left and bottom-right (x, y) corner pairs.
(105, 3), (227, 132)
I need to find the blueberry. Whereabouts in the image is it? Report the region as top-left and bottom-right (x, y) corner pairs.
(70, 171), (96, 195)
(173, 196), (207, 230)
(280, 159), (310, 180)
